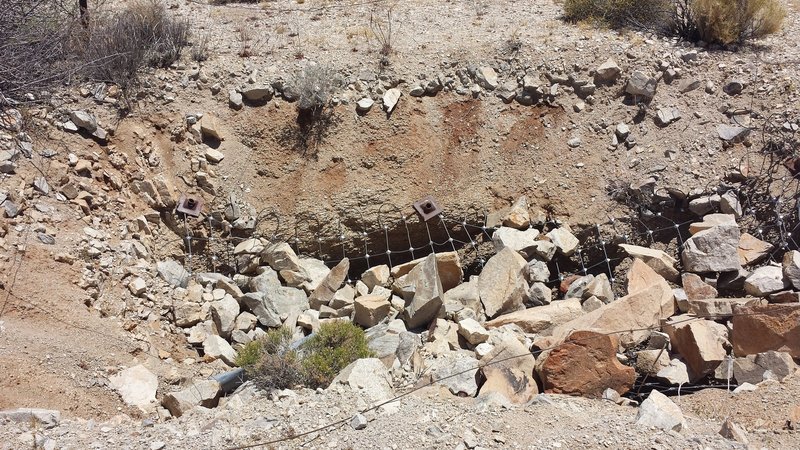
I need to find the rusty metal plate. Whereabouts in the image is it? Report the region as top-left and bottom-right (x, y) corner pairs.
(413, 195), (443, 222)
(176, 194), (203, 217)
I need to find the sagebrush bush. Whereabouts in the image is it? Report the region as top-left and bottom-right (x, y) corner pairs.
(563, 0), (674, 29)
(0, 0), (79, 99)
(691, 0), (785, 45)
(243, 322), (373, 391)
(300, 321), (373, 388)
(84, 0), (189, 94)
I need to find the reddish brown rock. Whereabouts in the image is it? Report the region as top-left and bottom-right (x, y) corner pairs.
(732, 304), (800, 358)
(538, 330), (636, 398)
(681, 273), (718, 301)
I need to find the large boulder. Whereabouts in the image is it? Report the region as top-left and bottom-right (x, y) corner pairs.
(203, 335), (237, 366)
(157, 259), (189, 288)
(478, 335), (538, 404)
(492, 227), (540, 257)
(501, 196), (530, 229)
(538, 331), (635, 397)
(442, 276), (484, 319)
(109, 365), (158, 410)
(426, 355), (480, 397)
(738, 233), (773, 267)
(546, 227), (579, 256)
(485, 298), (583, 335)
(732, 304), (800, 358)
(161, 379), (221, 417)
(392, 252), (463, 293)
(664, 317), (728, 381)
(636, 390), (686, 431)
(681, 222), (741, 273)
(354, 293), (391, 328)
(330, 358), (394, 404)
(733, 351), (797, 384)
(538, 259), (675, 349)
(401, 253), (445, 329)
(479, 247), (527, 318)
(210, 294), (240, 338)
(309, 258), (349, 309)
(744, 265), (789, 296)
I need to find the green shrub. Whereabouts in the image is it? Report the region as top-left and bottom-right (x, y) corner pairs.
(234, 340), (263, 368)
(243, 322), (374, 391)
(300, 321), (374, 388)
(691, 0), (785, 45)
(246, 327), (305, 391)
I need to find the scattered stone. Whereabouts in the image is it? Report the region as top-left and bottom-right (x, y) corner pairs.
(636, 390), (686, 432)
(382, 88), (402, 113)
(0, 408), (61, 429)
(475, 66), (498, 90)
(565, 275), (594, 300)
(732, 304), (800, 358)
(583, 274), (613, 303)
(719, 419), (749, 444)
(594, 58), (621, 82)
(539, 331), (636, 397)
(69, 110), (97, 132)
(567, 137), (581, 148)
(626, 71), (657, 99)
(309, 258), (349, 309)
(128, 277), (147, 296)
(401, 253), (445, 329)
(350, 414), (368, 430)
(723, 80), (744, 96)
(391, 252), (463, 292)
(479, 247), (527, 319)
(744, 265), (789, 296)
(241, 85), (273, 101)
(720, 191), (742, 218)
(330, 358), (394, 404)
(356, 97), (374, 113)
(656, 107), (681, 126)
(734, 351), (797, 384)
(157, 259), (189, 288)
(427, 355), (480, 397)
(210, 294), (240, 338)
(717, 125), (749, 142)
(199, 113), (223, 141)
(492, 227), (540, 257)
(457, 318), (489, 345)
(109, 365), (158, 410)
(228, 90), (243, 109)
(502, 197), (531, 229)
(205, 148), (225, 164)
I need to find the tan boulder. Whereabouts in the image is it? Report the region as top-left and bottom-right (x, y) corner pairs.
(732, 304), (800, 358)
(391, 252), (463, 292)
(361, 264), (390, 291)
(738, 233), (773, 267)
(538, 259), (675, 349)
(681, 273), (717, 301)
(619, 244), (679, 282)
(309, 258), (349, 309)
(688, 213), (737, 235)
(687, 297), (757, 318)
(664, 317), (728, 381)
(502, 196), (531, 229)
(485, 298), (583, 335)
(354, 293), (391, 328)
(479, 247), (528, 318)
(199, 113), (223, 141)
(478, 335), (538, 404)
(538, 331), (636, 398)
(401, 253), (444, 329)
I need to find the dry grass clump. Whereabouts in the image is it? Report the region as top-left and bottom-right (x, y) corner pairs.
(691, 0), (785, 45)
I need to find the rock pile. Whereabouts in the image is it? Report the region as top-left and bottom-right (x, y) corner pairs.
(131, 194), (800, 419)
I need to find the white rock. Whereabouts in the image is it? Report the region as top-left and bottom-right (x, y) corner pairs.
(109, 365), (158, 410)
(203, 335), (237, 366)
(636, 390), (686, 431)
(382, 88), (402, 113)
